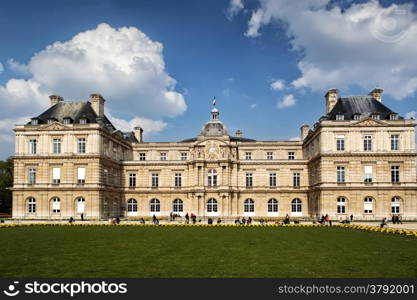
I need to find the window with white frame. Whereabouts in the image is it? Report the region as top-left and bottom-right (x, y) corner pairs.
(173, 199), (183, 212)
(364, 197), (373, 213)
(391, 197), (400, 214)
(268, 198), (278, 212)
(28, 168), (36, 184)
(291, 198), (302, 213)
(27, 197), (36, 213)
(391, 135), (399, 151)
(160, 153), (167, 160)
(207, 169), (217, 187)
(77, 167), (86, 184)
(52, 167), (61, 184)
(51, 197), (60, 213)
(53, 138), (61, 154)
(77, 138), (86, 153)
(129, 173), (136, 187)
(151, 173), (159, 187)
(77, 198), (85, 214)
(180, 152), (188, 161)
(269, 173), (277, 187)
(79, 118), (87, 124)
(174, 173), (182, 187)
(336, 114), (344, 120)
(246, 173), (253, 188)
(371, 114), (380, 120)
(244, 199), (254, 213)
(293, 172), (300, 187)
(363, 135), (372, 151)
(390, 114), (399, 120)
(288, 152), (295, 160)
(337, 197), (346, 213)
(63, 118), (71, 124)
(29, 139), (37, 154)
(245, 152), (252, 160)
(139, 153), (146, 161)
(150, 198), (160, 212)
(336, 135), (345, 151)
(353, 114), (361, 121)
(337, 166), (345, 184)
(391, 165), (400, 183)
(103, 169), (108, 184)
(127, 199), (137, 213)
(31, 119), (38, 125)
(266, 152), (273, 160)
(364, 166), (373, 183)
(207, 198), (218, 213)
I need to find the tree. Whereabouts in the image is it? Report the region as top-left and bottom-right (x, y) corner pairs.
(0, 157), (13, 214)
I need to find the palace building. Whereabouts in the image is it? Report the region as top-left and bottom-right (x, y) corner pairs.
(12, 89), (417, 220)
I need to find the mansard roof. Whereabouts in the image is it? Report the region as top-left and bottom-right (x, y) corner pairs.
(322, 96), (403, 121)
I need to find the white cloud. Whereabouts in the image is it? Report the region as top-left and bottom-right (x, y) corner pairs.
(406, 111), (416, 119)
(227, 0), (244, 20)
(7, 59), (30, 76)
(0, 116), (31, 143)
(108, 114), (167, 138)
(244, 0), (417, 100)
(222, 88), (231, 97)
(277, 94), (296, 109)
(0, 62), (3, 73)
(290, 136), (301, 141)
(250, 103), (257, 109)
(270, 79), (285, 91)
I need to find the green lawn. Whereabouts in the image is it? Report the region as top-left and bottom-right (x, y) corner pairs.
(1, 226), (416, 277)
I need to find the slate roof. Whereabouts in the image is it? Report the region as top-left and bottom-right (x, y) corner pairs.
(180, 136), (256, 143)
(322, 96), (402, 121)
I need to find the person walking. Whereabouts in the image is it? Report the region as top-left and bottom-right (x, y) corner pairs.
(81, 213), (84, 221)
(185, 213), (190, 224)
(350, 214), (353, 223)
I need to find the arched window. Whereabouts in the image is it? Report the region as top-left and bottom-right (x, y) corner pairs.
(364, 197), (373, 213)
(391, 197), (400, 214)
(77, 197), (85, 214)
(291, 198), (302, 213)
(337, 197), (346, 214)
(207, 169), (217, 187)
(268, 198), (278, 212)
(127, 199), (137, 212)
(244, 198), (254, 212)
(51, 197), (60, 213)
(207, 198), (217, 212)
(150, 198), (160, 212)
(27, 197), (36, 213)
(173, 199), (183, 212)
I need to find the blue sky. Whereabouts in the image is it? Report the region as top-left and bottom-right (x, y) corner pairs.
(0, 0), (416, 159)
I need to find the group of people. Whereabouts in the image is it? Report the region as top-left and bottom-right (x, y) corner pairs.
(318, 214), (332, 226)
(184, 213), (197, 224)
(207, 218), (222, 224)
(381, 215), (403, 228)
(234, 217), (253, 225)
(68, 213), (84, 223)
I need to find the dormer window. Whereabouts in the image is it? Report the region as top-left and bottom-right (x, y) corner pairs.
(63, 118), (71, 124)
(353, 114), (361, 121)
(31, 119), (38, 125)
(79, 118), (87, 124)
(389, 113), (398, 120)
(335, 114), (344, 121)
(371, 114), (380, 120)
(47, 119), (54, 124)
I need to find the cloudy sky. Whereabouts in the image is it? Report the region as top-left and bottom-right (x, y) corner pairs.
(0, 0), (416, 159)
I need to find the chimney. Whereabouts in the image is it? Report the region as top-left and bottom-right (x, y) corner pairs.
(235, 130), (242, 137)
(325, 89), (339, 114)
(49, 95), (63, 106)
(134, 126), (143, 143)
(89, 93), (105, 118)
(300, 124), (310, 140)
(369, 88), (383, 102)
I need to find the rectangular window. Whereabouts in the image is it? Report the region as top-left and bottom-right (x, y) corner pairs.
(77, 138), (86, 153)
(181, 152), (188, 161)
(53, 138), (61, 154)
(354, 114), (361, 120)
(63, 118), (71, 124)
(372, 114), (380, 120)
(390, 114), (398, 120)
(336, 135), (345, 151)
(139, 153), (146, 161)
(288, 152), (295, 160)
(337, 166), (345, 184)
(293, 172), (300, 187)
(175, 173), (182, 187)
(28, 168), (36, 184)
(246, 173), (253, 188)
(364, 165), (373, 183)
(152, 173), (159, 187)
(52, 167), (61, 184)
(129, 173), (136, 187)
(245, 152), (252, 160)
(266, 152), (273, 160)
(336, 114), (344, 120)
(391, 165), (400, 183)
(103, 169), (108, 184)
(77, 167), (86, 184)
(391, 135), (399, 151)
(364, 135), (372, 151)
(29, 139), (37, 154)
(160, 153), (167, 161)
(269, 173), (276, 187)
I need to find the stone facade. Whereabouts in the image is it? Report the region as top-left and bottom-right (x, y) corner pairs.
(12, 90), (417, 220)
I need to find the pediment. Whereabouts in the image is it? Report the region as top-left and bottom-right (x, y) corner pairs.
(39, 122), (70, 131)
(351, 118), (386, 127)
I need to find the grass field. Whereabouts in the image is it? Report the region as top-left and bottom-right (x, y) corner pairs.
(1, 226), (417, 277)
